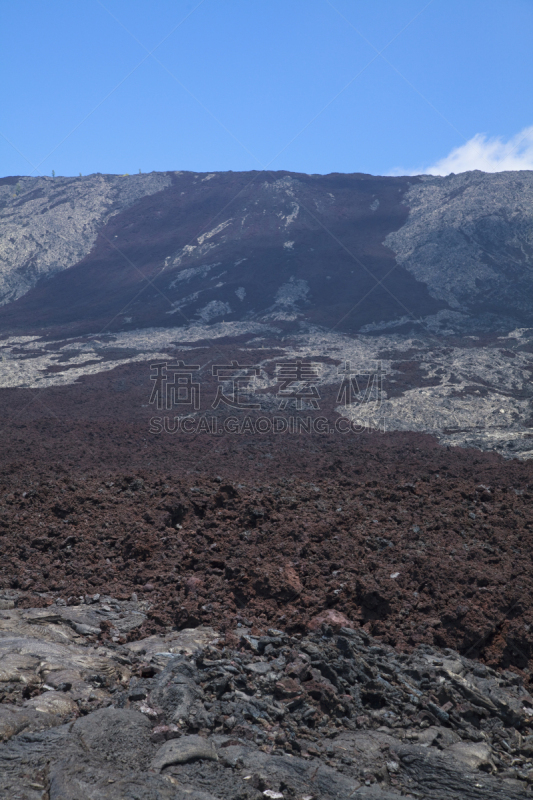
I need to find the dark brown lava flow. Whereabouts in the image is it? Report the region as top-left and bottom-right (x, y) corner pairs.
(2, 364), (533, 682)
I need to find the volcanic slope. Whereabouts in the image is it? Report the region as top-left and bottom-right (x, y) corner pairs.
(1, 169), (533, 338)
(0, 170), (440, 336)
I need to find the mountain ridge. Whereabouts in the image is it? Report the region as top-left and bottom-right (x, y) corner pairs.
(6, 168), (532, 337)
(2, 169), (533, 462)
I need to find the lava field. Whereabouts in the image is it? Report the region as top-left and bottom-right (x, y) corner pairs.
(2, 382), (533, 680)
(3, 353), (533, 797)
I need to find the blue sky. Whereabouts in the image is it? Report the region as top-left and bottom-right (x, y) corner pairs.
(2, 0), (533, 177)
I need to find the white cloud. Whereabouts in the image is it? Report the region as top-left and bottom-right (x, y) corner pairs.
(390, 126), (533, 177)
(425, 126), (533, 176)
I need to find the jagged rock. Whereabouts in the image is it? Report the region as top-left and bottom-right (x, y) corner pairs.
(151, 735), (218, 771)
(0, 605), (532, 797)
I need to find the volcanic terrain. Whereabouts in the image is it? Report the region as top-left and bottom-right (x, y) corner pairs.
(2, 168), (533, 798)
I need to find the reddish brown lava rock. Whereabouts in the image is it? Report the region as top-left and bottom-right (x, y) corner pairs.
(3, 370), (533, 681)
(307, 609), (353, 632)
